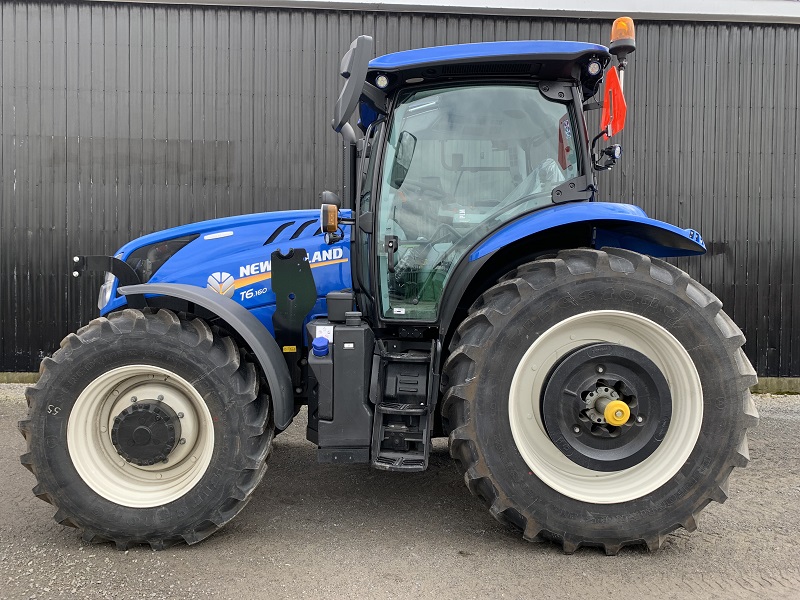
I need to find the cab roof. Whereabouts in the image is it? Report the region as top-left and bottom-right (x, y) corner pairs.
(365, 40), (610, 99)
(369, 40), (609, 72)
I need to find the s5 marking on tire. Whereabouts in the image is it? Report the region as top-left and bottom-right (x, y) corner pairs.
(19, 309), (273, 549)
(442, 248), (758, 554)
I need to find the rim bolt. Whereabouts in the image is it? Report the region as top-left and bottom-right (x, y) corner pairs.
(572, 426), (580, 434)
(157, 394), (164, 402)
(130, 396), (138, 403)
(179, 438), (186, 445)
(636, 416), (644, 423)
(177, 412), (184, 419)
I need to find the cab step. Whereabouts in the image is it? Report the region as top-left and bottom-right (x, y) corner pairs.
(370, 340), (439, 472)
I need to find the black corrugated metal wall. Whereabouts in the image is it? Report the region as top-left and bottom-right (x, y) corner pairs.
(0, 1), (797, 375)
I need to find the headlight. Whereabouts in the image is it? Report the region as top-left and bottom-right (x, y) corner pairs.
(124, 234), (198, 283)
(98, 271), (117, 310)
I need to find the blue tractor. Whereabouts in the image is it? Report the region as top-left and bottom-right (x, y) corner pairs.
(20, 18), (758, 554)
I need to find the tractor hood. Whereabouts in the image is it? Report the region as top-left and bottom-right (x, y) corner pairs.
(105, 210), (353, 333)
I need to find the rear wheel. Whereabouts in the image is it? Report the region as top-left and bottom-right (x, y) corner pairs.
(19, 309), (273, 549)
(442, 248), (758, 554)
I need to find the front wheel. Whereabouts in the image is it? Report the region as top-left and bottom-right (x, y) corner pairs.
(19, 309), (273, 549)
(442, 248), (758, 554)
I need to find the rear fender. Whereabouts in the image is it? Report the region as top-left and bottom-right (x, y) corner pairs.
(437, 202), (706, 362)
(118, 283), (295, 430)
(469, 202), (706, 261)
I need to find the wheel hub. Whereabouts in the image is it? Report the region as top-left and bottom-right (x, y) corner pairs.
(111, 402), (182, 466)
(541, 343), (672, 472)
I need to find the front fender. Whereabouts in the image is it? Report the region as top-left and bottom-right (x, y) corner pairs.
(118, 283), (295, 431)
(469, 202), (706, 261)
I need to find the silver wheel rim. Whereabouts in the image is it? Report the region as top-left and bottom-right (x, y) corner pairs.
(508, 310), (703, 504)
(67, 365), (215, 508)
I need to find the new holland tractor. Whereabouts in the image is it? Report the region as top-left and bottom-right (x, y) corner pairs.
(20, 18), (758, 554)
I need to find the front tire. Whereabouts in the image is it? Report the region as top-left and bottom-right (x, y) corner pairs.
(19, 309), (273, 549)
(442, 248), (758, 554)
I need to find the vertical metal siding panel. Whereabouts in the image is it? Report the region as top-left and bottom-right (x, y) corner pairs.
(165, 8), (179, 224)
(312, 11), (327, 210)
(27, 3), (44, 359)
(14, 4), (29, 367)
(152, 7), (168, 229)
(240, 10), (254, 215)
(140, 7), (155, 235)
(228, 9), (243, 215)
(728, 24), (746, 360)
(760, 26), (778, 374)
(127, 6), (141, 238)
(88, 4), (102, 260)
(717, 23), (732, 317)
(252, 10), (266, 213)
(101, 5), (116, 256)
(784, 27), (799, 376)
(215, 9), (229, 215)
(116, 5), (131, 249)
(1, 3), (16, 367)
(287, 10), (302, 209)
(202, 8), (216, 218)
(190, 8), (205, 222)
(49, 3), (68, 339)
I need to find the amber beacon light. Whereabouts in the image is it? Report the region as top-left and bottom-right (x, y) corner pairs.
(609, 17), (636, 90)
(610, 17), (636, 58)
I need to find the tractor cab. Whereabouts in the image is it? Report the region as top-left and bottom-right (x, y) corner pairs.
(324, 35), (630, 327)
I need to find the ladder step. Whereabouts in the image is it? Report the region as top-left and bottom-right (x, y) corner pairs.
(377, 402), (427, 415)
(372, 451), (427, 471)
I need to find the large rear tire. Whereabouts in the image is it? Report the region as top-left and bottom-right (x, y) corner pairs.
(442, 248), (758, 554)
(19, 309), (273, 549)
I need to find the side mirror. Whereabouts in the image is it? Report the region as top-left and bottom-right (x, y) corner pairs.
(320, 197), (354, 245)
(331, 36), (374, 134)
(389, 131), (417, 189)
(320, 203), (340, 234)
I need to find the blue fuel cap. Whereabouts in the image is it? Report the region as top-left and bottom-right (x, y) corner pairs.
(312, 337), (329, 357)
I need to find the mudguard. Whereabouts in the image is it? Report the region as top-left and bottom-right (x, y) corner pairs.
(118, 283), (295, 431)
(469, 202), (706, 261)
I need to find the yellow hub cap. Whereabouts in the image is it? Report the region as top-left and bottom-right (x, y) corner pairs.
(604, 400), (630, 426)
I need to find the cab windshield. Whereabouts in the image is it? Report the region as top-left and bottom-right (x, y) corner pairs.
(376, 83), (579, 320)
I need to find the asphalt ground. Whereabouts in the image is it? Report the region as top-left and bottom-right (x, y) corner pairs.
(1, 384), (799, 600)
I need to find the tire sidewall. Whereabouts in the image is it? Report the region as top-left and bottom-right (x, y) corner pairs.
(470, 271), (743, 539)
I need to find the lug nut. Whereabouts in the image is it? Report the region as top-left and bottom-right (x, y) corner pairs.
(177, 412), (184, 419)
(596, 365), (605, 373)
(573, 426), (580, 434)
(130, 396), (138, 403)
(157, 395), (164, 402)
(636, 416), (644, 423)
(179, 438), (186, 445)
